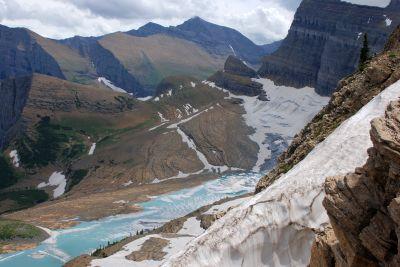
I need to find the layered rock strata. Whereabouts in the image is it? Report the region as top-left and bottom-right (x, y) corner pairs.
(310, 99), (400, 266)
(259, 0), (400, 95)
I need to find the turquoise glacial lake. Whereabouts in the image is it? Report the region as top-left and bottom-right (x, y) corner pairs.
(0, 172), (261, 267)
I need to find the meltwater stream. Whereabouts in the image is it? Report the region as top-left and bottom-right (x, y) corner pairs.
(0, 172), (261, 267)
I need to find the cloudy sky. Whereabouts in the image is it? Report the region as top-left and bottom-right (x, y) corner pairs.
(0, 0), (391, 44)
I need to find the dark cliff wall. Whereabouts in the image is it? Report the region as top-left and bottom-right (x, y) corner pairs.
(0, 25), (64, 80)
(0, 76), (32, 150)
(259, 0), (400, 95)
(60, 37), (145, 96)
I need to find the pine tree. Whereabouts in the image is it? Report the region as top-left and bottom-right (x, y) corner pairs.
(359, 33), (370, 70)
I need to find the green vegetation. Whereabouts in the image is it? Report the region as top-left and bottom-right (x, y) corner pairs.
(57, 116), (114, 139)
(0, 155), (22, 189)
(91, 229), (146, 258)
(359, 33), (370, 70)
(114, 96), (136, 110)
(0, 219), (43, 240)
(66, 169), (88, 192)
(389, 52), (397, 59)
(91, 239), (120, 258)
(97, 119), (155, 148)
(16, 116), (85, 168)
(0, 189), (48, 212)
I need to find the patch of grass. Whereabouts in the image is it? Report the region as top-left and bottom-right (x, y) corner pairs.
(114, 96), (136, 110)
(57, 116), (114, 139)
(66, 169), (88, 192)
(0, 189), (49, 212)
(280, 163), (293, 174)
(0, 220), (42, 240)
(0, 155), (23, 190)
(97, 119), (154, 148)
(389, 52), (397, 59)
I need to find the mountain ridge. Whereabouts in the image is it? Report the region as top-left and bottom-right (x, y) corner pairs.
(127, 16), (274, 65)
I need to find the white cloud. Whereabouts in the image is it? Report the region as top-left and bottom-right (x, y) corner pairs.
(0, 0), (392, 44)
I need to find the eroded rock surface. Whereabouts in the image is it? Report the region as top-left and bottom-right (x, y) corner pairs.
(310, 100), (400, 266)
(208, 55), (264, 97)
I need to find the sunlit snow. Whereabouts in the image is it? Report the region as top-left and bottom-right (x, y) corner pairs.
(97, 77), (127, 93)
(164, 79), (400, 267)
(38, 172), (67, 198)
(88, 143), (96, 155)
(9, 150), (20, 167)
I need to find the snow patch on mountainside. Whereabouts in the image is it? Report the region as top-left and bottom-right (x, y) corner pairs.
(158, 112), (169, 123)
(97, 77), (127, 93)
(9, 150), (20, 167)
(37, 172), (67, 198)
(164, 80), (400, 267)
(202, 79), (329, 172)
(88, 143), (96, 155)
(137, 96), (152, 101)
(384, 15), (392, 26)
(229, 44), (237, 56)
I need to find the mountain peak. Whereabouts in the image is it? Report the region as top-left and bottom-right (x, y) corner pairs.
(127, 22), (166, 37)
(179, 16), (211, 28)
(189, 16), (204, 22)
(139, 22), (164, 30)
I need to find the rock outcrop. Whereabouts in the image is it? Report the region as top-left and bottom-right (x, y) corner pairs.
(0, 25), (64, 80)
(208, 56), (264, 97)
(223, 55), (257, 78)
(310, 99), (400, 267)
(0, 76), (32, 150)
(256, 26), (400, 193)
(258, 0), (400, 95)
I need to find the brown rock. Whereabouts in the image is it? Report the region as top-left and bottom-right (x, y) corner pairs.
(310, 97), (400, 266)
(126, 237), (169, 261)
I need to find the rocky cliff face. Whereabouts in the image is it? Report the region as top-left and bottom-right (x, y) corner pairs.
(223, 55), (257, 78)
(256, 26), (400, 193)
(0, 76), (32, 150)
(0, 25), (64, 80)
(258, 0), (400, 95)
(310, 99), (400, 267)
(60, 37), (145, 96)
(208, 56), (264, 97)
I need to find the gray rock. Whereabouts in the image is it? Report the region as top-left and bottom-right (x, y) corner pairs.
(0, 76), (32, 150)
(60, 37), (146, 96)
(0, 25), (64, 80)
(259, 0), (400, 95)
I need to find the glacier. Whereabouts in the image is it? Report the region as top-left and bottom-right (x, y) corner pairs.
(163, 80), (400, 267)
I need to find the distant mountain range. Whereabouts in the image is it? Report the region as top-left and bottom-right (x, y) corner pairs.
(0, 17), (279, 96)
